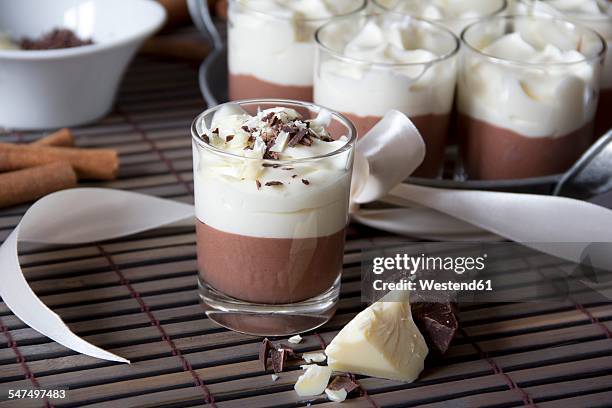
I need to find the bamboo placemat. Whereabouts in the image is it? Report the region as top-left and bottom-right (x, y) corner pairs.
(0, 56), (611, 408)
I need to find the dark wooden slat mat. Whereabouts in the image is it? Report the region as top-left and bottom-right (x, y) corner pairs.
(1, 56), (611, 408)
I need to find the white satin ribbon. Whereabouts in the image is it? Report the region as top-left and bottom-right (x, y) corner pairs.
(1, 109), (611, 364)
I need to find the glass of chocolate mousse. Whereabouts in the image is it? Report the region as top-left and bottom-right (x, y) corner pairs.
(191, 99), (356, 336)
(227, 0), (367, 102)
(372, 0), (508, 35)
(314, 13), (459, 178)
(516, 0), (612, 138)
(457, 15), (606, 180)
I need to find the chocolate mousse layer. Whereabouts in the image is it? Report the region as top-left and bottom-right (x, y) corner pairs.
(229, 74), (313, 102)
(459, 114), (593, 180)
(595, 89), (612, 139)
(343, 112), (450, 178)
(196, 221), (345, 304)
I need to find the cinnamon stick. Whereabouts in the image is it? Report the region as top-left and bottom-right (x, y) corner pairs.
(33, 128), (75, 147)
(0, 143), (118, 180)
(0, 162), (77, 208)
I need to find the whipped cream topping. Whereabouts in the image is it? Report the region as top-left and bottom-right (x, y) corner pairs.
(458, 21), (601, 138)
(517, 0), (612, 88)
(229, 0), (365, 86)
(315, 15), (457, 117)
(375, 0), (506, 34)
(193, 105), (353, 238)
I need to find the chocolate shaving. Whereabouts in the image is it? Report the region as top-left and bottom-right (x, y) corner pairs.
(288, 128), (308, 147)
(264, 151), (280, 160)
(300, 136), (312, 147)
(20, 28), (93, 50)
(263, 112), (276, 122)
(225, 135), (234, 142)
(301, 179), (310, 185)
(212, 128), (220, 134)
(241, 125), (251, 132)
(327, 376), (360, 394)
(201, 134), (210, 144)
(256, 180), (261, 190)
(259, 338), (273, 371)
(292, 175), (298, 178)
(282, 167), (294, 171)
(262, 163), (281, 168)
(265, 181), (284, 187)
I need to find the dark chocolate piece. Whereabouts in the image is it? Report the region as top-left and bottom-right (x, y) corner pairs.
(259, 338), (273, 371)
(301, 179), (310, 185)
(327, 376), (360, 394)
(411, 302), (459, 354)
(256, 180), (261, 190)
(226, 135), (234, 142)
(269, 348), (286, 373)
(265, 181), (283, 187)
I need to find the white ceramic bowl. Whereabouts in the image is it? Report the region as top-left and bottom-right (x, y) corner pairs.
(0, 0), (166, 130)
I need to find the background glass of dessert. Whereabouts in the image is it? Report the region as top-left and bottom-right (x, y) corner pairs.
(191, 99), (356, 336)
(458, 15), (606, 180)
(314, 12), (459, 178)
(515, 0), (612, 138)
(372, 0), (508, 35)
(227, 0), (367, 101)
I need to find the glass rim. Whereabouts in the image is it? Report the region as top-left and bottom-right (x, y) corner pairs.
(229, 0), (368, 23)
(315, 14), (460, 68)
(461, 15), (608, 67)
(191, 99), (357, 164)
(516, 0), (612, 23)
(372, 0), (508, 21)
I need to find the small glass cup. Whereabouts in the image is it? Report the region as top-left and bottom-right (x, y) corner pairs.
(191, 99), (356, 336)
(314, 13), (459, 178)
(372, 0), (508, 36)
(515, 0), (612, 138)
(457, 15), (606, 180)
(227, 0), (367, 102)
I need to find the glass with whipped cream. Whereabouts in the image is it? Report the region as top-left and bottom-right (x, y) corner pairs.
(228, 0), (367, 102)
(458, 15), (606, 180)
(191, 100), (356, 336)
(314, 13), (459, 177)
(515, 0), (612, 138)
(373, 0), (507, 36)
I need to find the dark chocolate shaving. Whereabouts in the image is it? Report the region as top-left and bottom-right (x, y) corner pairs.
(282, 167), (294, 171)
(301, 179), (310, 185)
(256, 180), (261, 190)
(259, 338), (273, 371)
(201, 134), (210, 144)
(262, 163), (281, 168)
(327, 376), (360, 394)
(265, 181), (284, 187)
(226, 135), (234, 142)
(411, 302), (459, 354)
(292, 175), (298, 178)
(300, 136), (312, 146)
(288, 127), (308, 147)
(20, 28), (93, 50)
(263, 151), (280, 160)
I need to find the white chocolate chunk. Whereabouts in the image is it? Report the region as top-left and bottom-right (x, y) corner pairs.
(325, 388), (348, 402)
(302, 352), (327, 363)
(288, 334), (303, 344)
(294, 365), (332, 397)
(269, 131), (290, 153)
(325, 292), (428, 382)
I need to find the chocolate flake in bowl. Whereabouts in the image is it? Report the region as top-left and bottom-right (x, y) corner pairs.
(20, 28), (94, 50)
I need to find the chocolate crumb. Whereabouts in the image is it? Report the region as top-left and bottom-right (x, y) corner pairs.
(256, 180), (262, 190)
(259, 338), (273, 371)
(282, 167), (294, 171)
(262, 163), (281, 168)
(264, 151), (280, 160)
(226, 135), (234, 142)
(301, 179), (310, 185)
(201, 134), (210, 144)
(212, 128), (220, 134)
(327, 376), (360, 394)
(292, 175), (298, 179)
(265, 181), (284, 187)
(241, 125), (251, 132)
